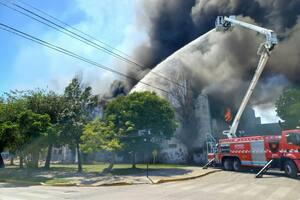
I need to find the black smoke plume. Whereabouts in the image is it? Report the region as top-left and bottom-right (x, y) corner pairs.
(134, 0), (300, 68)
(132, 0), (300, 119)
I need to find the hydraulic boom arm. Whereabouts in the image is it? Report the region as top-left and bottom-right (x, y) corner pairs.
(215, 16), (278, 138)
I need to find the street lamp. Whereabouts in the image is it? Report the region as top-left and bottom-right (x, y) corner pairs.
(143, 130), (151, 178)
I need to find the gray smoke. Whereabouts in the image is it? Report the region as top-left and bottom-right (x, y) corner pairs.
(109, 80), (129, 97)
(131, 0), (300, 117)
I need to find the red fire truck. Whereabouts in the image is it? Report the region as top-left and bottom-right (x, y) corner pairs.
(205, 16), (299, 178)
(208, 131), (300, 178)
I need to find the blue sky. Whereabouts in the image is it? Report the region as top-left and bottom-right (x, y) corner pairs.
(0, 1), (279, 123)
(0, 0), (145, 95)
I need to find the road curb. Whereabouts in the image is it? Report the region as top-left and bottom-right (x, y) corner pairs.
(40, 180), (138, 187)
(41, 182), (78, 187)
(92, 181), (134, 187)
(0, 179), (41, 186)
(151, 169), (221, 184)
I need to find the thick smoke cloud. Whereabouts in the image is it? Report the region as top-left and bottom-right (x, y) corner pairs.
(134, 0), (300, 68)
(133, 0), (197, 67)
(132, 0), (300, 118)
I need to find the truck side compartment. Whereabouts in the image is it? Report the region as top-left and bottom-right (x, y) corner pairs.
(209, 130), (300, 178)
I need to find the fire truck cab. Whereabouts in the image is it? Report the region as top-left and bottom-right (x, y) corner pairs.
(208, 129), (300, 178)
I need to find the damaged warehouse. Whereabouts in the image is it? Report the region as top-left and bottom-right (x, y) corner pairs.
(127, 0), (300, 164)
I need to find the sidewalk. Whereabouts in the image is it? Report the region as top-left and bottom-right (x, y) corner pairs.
(1, 165), (221, 187)
(45, 167), (221, 186)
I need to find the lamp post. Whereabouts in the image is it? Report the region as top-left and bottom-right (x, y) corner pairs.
(143, 130), (151, 178)
(138, 129), (152, 178)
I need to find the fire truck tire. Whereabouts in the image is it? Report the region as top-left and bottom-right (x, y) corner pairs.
(233, 158), (241, 171)
(223, 158), (233, 171)
(284, 160), (298, 178)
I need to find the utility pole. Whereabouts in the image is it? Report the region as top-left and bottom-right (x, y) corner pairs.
(143, 130), (151, 178)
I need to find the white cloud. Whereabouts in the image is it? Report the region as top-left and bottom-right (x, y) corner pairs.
(9, 0), (145, 94)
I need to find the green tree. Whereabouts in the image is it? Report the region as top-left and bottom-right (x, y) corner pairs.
(1, 90), (59, 169)
(0, 121), (18, 168)
(276, 87), (300, 129)
(25, 90), (65, 169)
(0, 99), (8, 168)
(81, 117), (127, 172)
(59, 78), (99, 172)
(0, 91), (27, 168)
(105, 91), (177, 168)
(17, 110), (51, 168)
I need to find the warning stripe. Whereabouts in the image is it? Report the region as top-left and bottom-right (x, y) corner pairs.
(230, 149), (299, 154)
(241, 161), (267, 166)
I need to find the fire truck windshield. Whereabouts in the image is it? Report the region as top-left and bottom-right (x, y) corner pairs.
(286, 132), (300, 146)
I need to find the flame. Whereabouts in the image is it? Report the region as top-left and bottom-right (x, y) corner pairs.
(224, 108), (233, 122)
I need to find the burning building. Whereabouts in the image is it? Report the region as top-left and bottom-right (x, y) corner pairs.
(130, 26), (282, 164)
(128, 0), (300, 163)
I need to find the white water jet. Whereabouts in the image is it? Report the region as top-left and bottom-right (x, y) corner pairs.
(131, 28), (217, 97)
(131, 24), (283, 109)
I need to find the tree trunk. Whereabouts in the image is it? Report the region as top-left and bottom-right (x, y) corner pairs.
(31, 151), (39, 168)
(76, 143), (82, 172)
(103, 152), (115, 173)
(71, 147), (76, 164)
(132, 151), (136, 169)
(19, 155), (24, 169)
(10, 156), (14, 166)
(0, 153), (5, 168)
(44, 144), (53, 169)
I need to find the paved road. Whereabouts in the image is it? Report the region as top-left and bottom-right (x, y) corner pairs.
(0, 171), (299, 200)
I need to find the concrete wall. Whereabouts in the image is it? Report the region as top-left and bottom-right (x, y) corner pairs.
(193, 94), (213, 164)
(159, 137), (188, 164)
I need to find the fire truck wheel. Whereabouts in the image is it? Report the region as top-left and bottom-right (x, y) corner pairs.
(223, 158), (233, 171)
(233, 158), (241, 171)
(284, 160), (298, 178)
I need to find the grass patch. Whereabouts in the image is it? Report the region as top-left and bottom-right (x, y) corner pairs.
(51, 163), (108, 173)
(0, 167), (51, 185)
(50, 163), (186, 174)
(109, 164), (187, 175)
(0, 163), (188, 186)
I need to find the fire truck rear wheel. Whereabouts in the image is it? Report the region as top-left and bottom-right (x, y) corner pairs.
(233, 158), (241, 171)
(284, 160), (298, 178)
(223, 158), (233, 171)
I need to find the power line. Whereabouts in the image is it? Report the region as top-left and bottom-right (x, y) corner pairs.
(1, 0), (187, 90)
(0, 22), (171, 95)
(0, 1), (139, 69)
(12, 0), (142, 67)
(15, 0), (134, 60)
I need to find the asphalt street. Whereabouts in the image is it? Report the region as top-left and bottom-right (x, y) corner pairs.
(0, 171), (299, 200)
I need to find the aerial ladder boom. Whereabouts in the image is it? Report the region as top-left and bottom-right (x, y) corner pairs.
(215, 16), (278, 138)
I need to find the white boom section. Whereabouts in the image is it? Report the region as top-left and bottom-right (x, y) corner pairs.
(224, 16), (270, 34)
(223, 49), (269, 138)
(224, 16), (277, 50)
(215, 16), (278, 138)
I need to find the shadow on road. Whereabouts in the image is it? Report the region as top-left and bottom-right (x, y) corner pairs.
(212, 166), (300, 180)
(0, 166), (194, 187)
